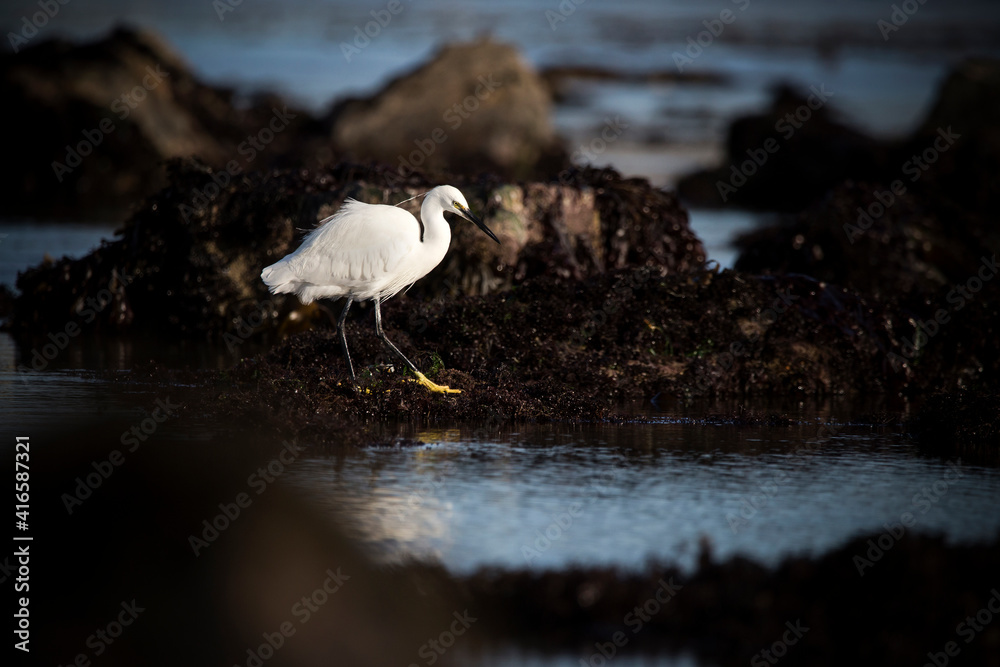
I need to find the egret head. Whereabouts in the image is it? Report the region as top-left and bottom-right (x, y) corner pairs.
(427, 185), (500, 245)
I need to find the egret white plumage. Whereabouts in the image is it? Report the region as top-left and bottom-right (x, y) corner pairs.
(261, 185), (499, 394)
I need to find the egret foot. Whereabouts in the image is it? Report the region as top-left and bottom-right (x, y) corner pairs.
(410, 372), (461, 394)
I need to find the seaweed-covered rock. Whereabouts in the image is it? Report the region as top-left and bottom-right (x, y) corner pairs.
(10, 162), (704, 338)
(733, 181), (1000, 392)
(220, 268), (912, 436)
(733, 181), (996, 300)
(328, 39), (564, 179)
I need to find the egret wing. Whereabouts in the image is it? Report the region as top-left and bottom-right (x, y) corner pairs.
(283, 200), (420, 292)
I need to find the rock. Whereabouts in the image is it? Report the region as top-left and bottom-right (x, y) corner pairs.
(220, 268), (908, 431)
(10, 161), (703, 339)
(328, 39), (564, 179)
(676, 84), (886, 211)
(678, 58), (1000, 218)
(901, 57), (1000, 217)
(733, 182), (1000, 392)
(733, 181), (997, 300)
(1, 26), (318, 221)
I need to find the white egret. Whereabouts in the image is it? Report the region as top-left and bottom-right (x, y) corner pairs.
(261, 185), (499, 394)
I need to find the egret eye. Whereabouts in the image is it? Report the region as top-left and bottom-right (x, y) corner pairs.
(453, 201), (461, 209)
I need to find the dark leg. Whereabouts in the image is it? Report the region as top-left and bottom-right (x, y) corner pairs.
(373, 296), (420, 374)
(374, 296), (460, 394)
(337, 297), (356, 381)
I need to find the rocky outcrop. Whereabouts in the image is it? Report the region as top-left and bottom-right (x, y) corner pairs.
(1, 26), (319, 221)
(10, 161), (703, 338)
(677, 57), (1000, 218)
(221, 267), (915, 432)
(729, 59), (1000, 393)
(733, 181), (998, 301)
(901, 57), (1000, 217)
(676, 84), (886, 211)
(328, 39), (565, 180)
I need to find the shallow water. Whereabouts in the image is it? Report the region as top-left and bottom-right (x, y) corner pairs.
(285, 419), (1000, 575)
(0, 219), (119, 288)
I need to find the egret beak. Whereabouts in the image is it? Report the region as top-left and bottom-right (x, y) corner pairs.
(455, 204), (500, 245)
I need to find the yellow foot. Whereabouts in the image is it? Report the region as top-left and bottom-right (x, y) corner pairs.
(410, 371), (461, 394)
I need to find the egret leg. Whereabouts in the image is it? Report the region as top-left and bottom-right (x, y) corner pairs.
(373, 296), (460, 395)
(337, 297), (356, 381)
